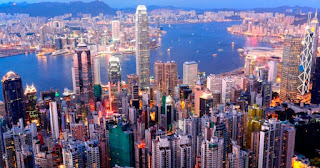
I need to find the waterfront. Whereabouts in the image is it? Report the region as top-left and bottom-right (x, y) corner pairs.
(0, 21), (270, 100)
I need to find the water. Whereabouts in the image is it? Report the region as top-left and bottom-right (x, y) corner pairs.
(0, 21), (270, 100)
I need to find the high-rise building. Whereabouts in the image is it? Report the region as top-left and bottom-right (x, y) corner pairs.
(258, 119), (281, 168)
(3, 127), (34, 168)
(201, 136), (224, 168)
(24, 84), (39, 126)
(207, 74), (222, 93)
(72, 39), (94, 123)
(279, 122), (296, 168)
(311, 57), (320, 104)
(49, 101), (59, 140)
(280, 37), (302, 102)
(62, 140), (85, 168)
(1, 71), (26, 128)
(258, 119), (295, 168)
(85, 140), (100, 168)
(221, 76), (236, 104)
(108, 123), (134, 167)
(135, 5), (150, 89)
(127, 74), (139, 96)
(183, 61), (198, 89)
(108, 56), (121, 84)
(267, 61), (278, 83)
(152, 136), (172, 168)
(298, 14), (315, 96)
(112, 20), (121, 41)
(154, 61), (178, 95)
(310, 10), (319, 59)
(93, 56), (102, 101)
(227, 141), (249, 168)
(152, 134), (193, 168)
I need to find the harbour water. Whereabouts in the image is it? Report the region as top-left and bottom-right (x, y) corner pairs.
(0, 21), (270, 100)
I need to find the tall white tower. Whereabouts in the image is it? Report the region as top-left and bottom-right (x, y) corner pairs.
(183, 61), (198, 89)
(135, 5), (150, 89)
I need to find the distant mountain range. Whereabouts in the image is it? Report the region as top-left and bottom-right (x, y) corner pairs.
(0, 1), (318, 19)
(0, 1), (115, 17)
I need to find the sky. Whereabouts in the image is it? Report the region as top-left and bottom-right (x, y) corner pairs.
(2, 0), (320, 9)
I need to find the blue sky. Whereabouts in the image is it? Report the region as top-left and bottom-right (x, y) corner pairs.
(3, 0), (320, 8)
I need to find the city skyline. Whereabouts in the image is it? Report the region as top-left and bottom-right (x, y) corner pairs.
(2, 0), (320, 9)
(0, 1), (319, 167)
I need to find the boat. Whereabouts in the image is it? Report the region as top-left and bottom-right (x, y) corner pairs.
(212, 54), (217, 57)
(112, 52), (123, 57)
(232, 42), (235, 46)
(36, 52), (51, 57)
(167, 48), (171, 53)
(52, 49), (69, 56)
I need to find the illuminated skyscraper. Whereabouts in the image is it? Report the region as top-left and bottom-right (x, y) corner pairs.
(112, 20), (121, 41)
(298, 14), (315, 96)
(93, 57), (102, 100)
(49, 101), (59, 140)
(24, 84), (38, 126)
(135, 5), (150, 89)
(1, 71), (26, 128)
(183, 61), (198, 89)
(280, 37), (302, 102)
(72, 39), (94, 122)
(310, 10), (319, 56)
(154, 61), (178, 95)
(108, 56), (121, 84)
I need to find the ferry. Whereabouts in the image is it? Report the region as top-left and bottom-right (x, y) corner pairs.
(167, 48), (171, 53)
(212, 54), (217, 57)
(52, 49), (69, 56)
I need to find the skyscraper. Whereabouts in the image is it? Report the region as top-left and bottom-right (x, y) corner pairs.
(280, 37), (302, 102)
(201, 136), (224, 168)
(227, 141), (249, 168)
(298, 14), (315, 96)
(108, 56), (121, 84)
(267, 61), (278, 83)
(1, 71), (26, 128)
(85, 140), (100, 168)
(311, 57), (320, 104)
(112, 20), (121, 41)
(154, 61), (178, 95)
(127, 74), (139, 96)
(135, 5), (150, 89)
(49, 101), (59, 140)
(183, 61), (198, 89)
(258, 119), (281, 168)
(258, 119), (296, 168)
(24, 84), (39, 126)
(72, 39), (94, 123)
(93, 56), (102, 100)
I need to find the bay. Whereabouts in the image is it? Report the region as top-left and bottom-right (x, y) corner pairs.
(0, 21), (270, 100)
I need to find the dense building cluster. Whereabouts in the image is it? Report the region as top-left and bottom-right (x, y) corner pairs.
(1, 4), (320, 168)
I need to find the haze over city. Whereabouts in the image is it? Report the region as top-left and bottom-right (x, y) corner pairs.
(2, 0), (320, 8)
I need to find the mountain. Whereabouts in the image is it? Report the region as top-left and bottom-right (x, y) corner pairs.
(0, 1), (115, 17)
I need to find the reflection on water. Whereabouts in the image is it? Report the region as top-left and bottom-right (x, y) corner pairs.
(0, 21), (270, 100)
